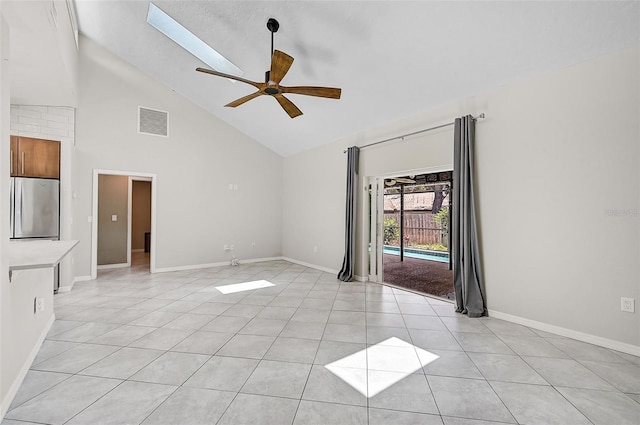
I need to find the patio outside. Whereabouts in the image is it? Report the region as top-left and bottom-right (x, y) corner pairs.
(382, 173), (454, 300)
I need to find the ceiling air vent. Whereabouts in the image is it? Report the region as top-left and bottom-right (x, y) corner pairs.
(138, 106), (169, 137)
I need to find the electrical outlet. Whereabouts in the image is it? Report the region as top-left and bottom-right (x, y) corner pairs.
(34, 297), (45, 313)
(621, 297), (635, 313)
(224, 245), (229, 251)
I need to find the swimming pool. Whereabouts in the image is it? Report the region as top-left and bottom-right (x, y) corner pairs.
(383, 246), (450, 263)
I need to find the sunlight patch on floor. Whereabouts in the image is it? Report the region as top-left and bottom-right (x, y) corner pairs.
(215, 280), (275, 294)
(325, 337), (439, 397)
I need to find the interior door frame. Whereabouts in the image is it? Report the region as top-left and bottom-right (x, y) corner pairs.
(128, 176), (153, 258)
(91, 169), (157, 279)
(368, 177), (384, 282)
(368, 165), (453, 285)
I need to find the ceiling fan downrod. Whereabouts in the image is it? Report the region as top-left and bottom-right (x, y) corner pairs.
(267, 18), (279, 56)
(265, 18), (279, 84)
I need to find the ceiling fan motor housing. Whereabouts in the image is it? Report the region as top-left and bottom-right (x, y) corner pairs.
(267, 18), (279, 33)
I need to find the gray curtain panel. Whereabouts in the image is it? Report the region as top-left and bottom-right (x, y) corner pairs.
(452, 115), (487, 317)
(338, 146), (360, 282)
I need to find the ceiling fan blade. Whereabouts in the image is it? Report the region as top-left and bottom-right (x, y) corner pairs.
(196, 67), (262, 89)
(225, 91), (263, 108)
(269, 50), (294, 84)
(281, 86), (342, 99)
(274, 94), (303, 118)
(395, 178), (416, 184)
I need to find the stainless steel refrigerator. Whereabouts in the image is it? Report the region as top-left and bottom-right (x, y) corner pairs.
(10, 177), (60, 239)
(10, 177), (60, 291)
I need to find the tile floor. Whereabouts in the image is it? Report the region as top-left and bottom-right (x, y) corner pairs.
(3, 254), (639, 425)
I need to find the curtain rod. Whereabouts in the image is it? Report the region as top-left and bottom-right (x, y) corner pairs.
(343, 113), (485, 153)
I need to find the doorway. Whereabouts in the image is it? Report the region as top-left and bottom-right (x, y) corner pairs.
(91, 169), (157, 279)
(130, 178), (152, 271)
(369, 170), (454, 300)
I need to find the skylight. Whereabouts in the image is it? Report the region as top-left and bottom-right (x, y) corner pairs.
(325, 337), (439, 397)
(146, 3), (242, 77)
(215, 280), (275, 294)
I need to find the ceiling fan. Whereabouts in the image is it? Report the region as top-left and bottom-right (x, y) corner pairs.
(385, 177), (416, 186)
(196, 18), (341, 118)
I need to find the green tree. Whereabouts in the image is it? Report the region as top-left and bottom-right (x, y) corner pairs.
(432, 206), (449, 249)
(383, 217), (399, 245)
(432, 206), (449, 228)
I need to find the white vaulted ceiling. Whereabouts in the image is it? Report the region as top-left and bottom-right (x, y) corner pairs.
(12, 1), (640, 156)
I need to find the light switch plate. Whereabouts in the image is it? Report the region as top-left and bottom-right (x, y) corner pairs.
(621, 297), (635, 313)
(111, 214), (118, 222)
(34, 297), (45, 313)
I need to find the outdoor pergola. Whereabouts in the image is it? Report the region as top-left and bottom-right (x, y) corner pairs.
(383, 171), (453, 271)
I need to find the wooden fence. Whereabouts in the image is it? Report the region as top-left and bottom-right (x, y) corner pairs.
(384, 211), (448, 247)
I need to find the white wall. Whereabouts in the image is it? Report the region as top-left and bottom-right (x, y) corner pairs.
(72, 36), (283, 277)
(0, 10), (10, 417)
(474, 45), (639, 351)
(282, 142), (348, 272)
(0, 13), (56, 417)
(4, 0), (78, 107)
(1, 268), (54, 416)
(283, 45), (640, 352)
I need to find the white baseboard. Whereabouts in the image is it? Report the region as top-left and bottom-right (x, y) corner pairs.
(74, 275), (92, 281)
(58, 276), (92, 293)
(97, 263), (129, 270)
(0, 314), (55, 418)
(281, 257), (339, 275)
(61, 275), (92, 292)
(155, 262), (229, 273)
(239, 257), (284, 265)
(154, 257), (285, 273)
(488, 309), (640, 357)
(354, 275), (368, 282)
(155, 257), (339, 275)
(74, 275), (92, 283)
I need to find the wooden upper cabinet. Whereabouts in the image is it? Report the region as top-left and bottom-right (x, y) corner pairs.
(10, 136), (60, 179)
(10, 136), (18, 176)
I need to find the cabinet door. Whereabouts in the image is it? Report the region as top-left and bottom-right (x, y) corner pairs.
(10, 136), (18, 176)
(17, 137), (60, 179)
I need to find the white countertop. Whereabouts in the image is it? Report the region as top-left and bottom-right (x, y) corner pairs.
(8, 240), (79, 271)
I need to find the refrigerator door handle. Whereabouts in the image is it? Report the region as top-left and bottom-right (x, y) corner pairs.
(14, 178), (23, 236)
(9, 178), (14, 238)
